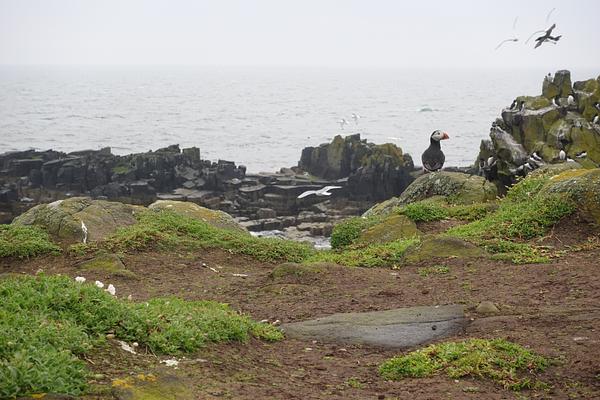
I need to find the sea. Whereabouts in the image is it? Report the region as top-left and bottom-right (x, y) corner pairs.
(1, 66), (597, 173)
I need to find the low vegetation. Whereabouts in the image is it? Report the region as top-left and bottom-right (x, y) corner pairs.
(399, 199), (495, 223)
(0, 225), (61, 259)
(0, 274), (282, 398)
(307, 238), (419, 268)
(379, 338), (549, 390)
(91, 210), (314, 263)
(329, 216), (380, 249)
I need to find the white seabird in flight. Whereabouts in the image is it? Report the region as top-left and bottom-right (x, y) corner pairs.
(297, 186), (343, 199)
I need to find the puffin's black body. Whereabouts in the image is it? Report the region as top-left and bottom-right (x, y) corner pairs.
(421, 130), (449, 172)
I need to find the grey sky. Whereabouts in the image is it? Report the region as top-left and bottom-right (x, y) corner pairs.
(1, 0), (599, 68)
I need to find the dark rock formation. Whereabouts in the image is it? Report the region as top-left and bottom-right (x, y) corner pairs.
(476, 70), (600, 190)
(298, 134), (415, 201)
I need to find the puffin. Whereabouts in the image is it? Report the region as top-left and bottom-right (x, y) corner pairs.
(421, 130), (450, 172)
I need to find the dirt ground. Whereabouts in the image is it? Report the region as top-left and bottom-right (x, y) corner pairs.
(2, 219), (600, 399)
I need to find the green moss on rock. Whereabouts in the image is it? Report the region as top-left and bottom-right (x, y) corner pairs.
(78, 252), (136, 279)
(357, 214), (421, 245)
(403, 236), (486, 263)
(398, 172), (497, 205)
(148, 200), (247, 233)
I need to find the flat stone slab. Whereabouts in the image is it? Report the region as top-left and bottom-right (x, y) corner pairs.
(282, 305), (466, 348)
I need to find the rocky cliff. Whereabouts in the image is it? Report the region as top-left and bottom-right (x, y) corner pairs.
(298, 134), (415, 201)
(475, 70), (600, 190)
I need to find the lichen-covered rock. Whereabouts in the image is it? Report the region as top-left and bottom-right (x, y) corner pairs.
(403, 236), (486, 263)
(540, 168), (600, 224)
(148, 200), (247, 233)
(357, 214), (420, 245)
(542, 70), (573, 99)
(397, 172), (498, 205)
(476, 71), (600, 189)
(12, 197), (139, 242)
(78, 252), (136, 279)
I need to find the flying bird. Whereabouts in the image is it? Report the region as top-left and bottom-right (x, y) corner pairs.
(297, 186), (343, 199)
(351, 113), (361, 124)
(534, 24), (562, 49)
(338, 119), (349, 130)
(495, 38), (519, 50)
(546, 7), (556, 23)
(421, 130), (449, 172)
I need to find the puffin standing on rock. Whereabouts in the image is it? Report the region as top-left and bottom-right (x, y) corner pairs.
(421, 130), (450, 172)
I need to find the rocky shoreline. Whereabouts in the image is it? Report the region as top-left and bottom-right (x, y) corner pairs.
(1, 70), (599, 242)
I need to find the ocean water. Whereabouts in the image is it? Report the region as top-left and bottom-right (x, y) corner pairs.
(0, 66), (596, 173)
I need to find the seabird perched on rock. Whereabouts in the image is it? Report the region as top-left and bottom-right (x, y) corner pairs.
(593, 115), (599, 125)
(534, 24), (562, 48)
(510, 99), (517, 110)
(338, 119), (349, 130)
(575, 151), (587, 159)
(551, 97), (558, 107)
(421, 130), (449, 172)
(297, 186), (342, 199)
(559, 149), (566, 161)
(487, 156), (496, 167)
(531, 152), (543, 162)
(567, 95), (576, 107)
(81, 220), (88, 244)
(519, 101), (526, 111)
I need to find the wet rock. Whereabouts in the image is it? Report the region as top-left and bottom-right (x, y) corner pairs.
(256, 207), (277, 219)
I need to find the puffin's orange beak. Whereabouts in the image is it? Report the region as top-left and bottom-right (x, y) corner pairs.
(441, 132), (450, 140)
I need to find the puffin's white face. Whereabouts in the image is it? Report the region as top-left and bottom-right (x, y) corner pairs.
(431, 130), (450, 141)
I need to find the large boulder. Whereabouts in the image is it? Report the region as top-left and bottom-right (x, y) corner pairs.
(540, 168), (600, 224)
(397, 172), (498, 205)
(298, 134), (415, 201)
(12, 197), (140, 242)
(148, 200), (247, 233)
(357, 214), (421, 245)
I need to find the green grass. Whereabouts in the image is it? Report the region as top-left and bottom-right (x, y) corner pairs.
(379, 338), (549, 390)
(400, 200), (448, 222)
(307, 238), (419, 268)
(94, 210), (314, 263)
(329, 216), (380, 249)
(443, 176), (575, 264)
(0, 274), (282, 398)
(417, 265), (450, 277)
(0, 225), (61, 258)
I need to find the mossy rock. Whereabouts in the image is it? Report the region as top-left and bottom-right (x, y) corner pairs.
(111, 374), (193, 400)
(270, 262), (329, 281)
(540, 168), (600, 224)
(403, 236), (486, 263)
(78, 252), (136, 279)
(148, 200), (247, 233)
(357, 214), (420, 245)
(398, 172), (497, 205)
(363, 197), (402, 218)
(528, 163), (583, 179)
(12, 197), (140, 243)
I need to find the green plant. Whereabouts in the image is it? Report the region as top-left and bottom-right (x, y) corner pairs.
(330, 216), (379, 249)
(0, 225), (61, 258)
(96, 210), (314, 263)
(418, 265), (450, 277)
(400, 201), (448, 222)
(379, 338), (549, 390)
(308, 238), (419, 268)
(0, 275), (282, 398)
